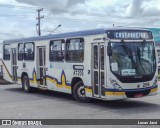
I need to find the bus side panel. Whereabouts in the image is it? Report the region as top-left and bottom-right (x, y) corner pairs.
(18, 41), (39, 87)
(20, 61), (37, 87)
(28, 42), (41, 87)
(82, 37), (93, 97)
(17, 59), (23, 85)
(2, 60), (12, 83)
(46, 63), (72, 94)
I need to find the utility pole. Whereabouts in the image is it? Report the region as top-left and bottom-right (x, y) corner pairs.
(36, 8), (44, 36)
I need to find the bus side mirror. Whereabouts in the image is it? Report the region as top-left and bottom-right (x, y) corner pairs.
(107, 44), (112, 56)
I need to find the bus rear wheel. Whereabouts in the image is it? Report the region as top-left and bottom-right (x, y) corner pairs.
(22, 75), (32, 93)
(73, 81), (91, 103)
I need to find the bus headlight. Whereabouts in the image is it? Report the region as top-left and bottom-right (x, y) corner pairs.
(110, 79), (123, 90)
(152, 77), (158, 86)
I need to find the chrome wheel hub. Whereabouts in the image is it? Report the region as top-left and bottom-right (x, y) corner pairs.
(78, 86), (86, 98)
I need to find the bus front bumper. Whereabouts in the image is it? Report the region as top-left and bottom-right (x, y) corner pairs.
(105, 86), (158, 100)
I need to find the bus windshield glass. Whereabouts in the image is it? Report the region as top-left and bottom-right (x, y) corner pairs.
(110, 41), (156, 77)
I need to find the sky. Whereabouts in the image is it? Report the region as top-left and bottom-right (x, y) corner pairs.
(1, 0), (160, 57)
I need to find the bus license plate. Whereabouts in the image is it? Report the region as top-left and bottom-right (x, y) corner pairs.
(134, 93), (144, 98)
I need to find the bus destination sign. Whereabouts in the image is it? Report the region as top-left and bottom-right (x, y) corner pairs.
(107, 30), (153, 40)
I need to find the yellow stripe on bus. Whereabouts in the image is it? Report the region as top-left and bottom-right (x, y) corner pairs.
(150, 88), (158, 93)
(85, 88), (92, 93)
(29, 72), (37, 84)
(2, 62), (12, 80)
(46, 76), (71, 89)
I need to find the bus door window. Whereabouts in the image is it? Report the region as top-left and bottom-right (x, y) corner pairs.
(93, 45), (99, 95)
(93, 44), (105, 97)
(38, 47), (46, 86)
(100, 45), (105, 96)
(39, 48), (43, 66)
(94, 45), (98, 69)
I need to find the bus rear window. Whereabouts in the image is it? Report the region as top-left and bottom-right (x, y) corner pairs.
(3, 44), (10, 60)
(66, 38), (84, 62)
(24, 42), (34, 60)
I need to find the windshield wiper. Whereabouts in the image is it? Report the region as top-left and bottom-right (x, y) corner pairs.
(121, 40), (132, 58)
(120, 40), (136, 69)
(135, 42), (147, 75)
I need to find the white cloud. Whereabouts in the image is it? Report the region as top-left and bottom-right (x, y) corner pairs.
(0, 0), (17, 4)
(15, 0), (85, 11)
(1, 0), (160, 42)
(126, 0), (160, 17)
(1, 0), (160, 58)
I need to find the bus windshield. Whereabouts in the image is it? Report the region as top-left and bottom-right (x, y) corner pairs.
(110, 41), (156, 77)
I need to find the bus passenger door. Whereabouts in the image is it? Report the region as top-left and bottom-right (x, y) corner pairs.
(92, 43), (106, 98)
(11, 48), (18, 83)
(37, 47), (46, 87)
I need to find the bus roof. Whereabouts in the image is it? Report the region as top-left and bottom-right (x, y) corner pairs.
(3, 27), (150, 44)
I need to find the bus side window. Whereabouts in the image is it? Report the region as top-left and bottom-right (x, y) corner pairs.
(66, 38), (84, 62)
(18, 43), (23, 60)
(24, 42), (34, 61)
(3, 44), (10, 60)
(50, 40), (65, 62)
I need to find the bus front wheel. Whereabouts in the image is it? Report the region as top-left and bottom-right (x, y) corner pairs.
(73, 81), (91, 102)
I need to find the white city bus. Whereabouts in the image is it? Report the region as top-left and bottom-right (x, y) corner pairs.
(156, 47), (160, 80)
(1, 28), (158, 102)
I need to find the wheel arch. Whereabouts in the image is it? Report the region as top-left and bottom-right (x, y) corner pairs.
(21, 72), (28, 83)
(71, 77), (83, 94)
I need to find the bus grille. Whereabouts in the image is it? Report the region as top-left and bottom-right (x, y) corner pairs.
(125, 90), (151, 98)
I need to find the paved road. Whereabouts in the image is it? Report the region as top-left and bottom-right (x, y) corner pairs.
(0, 84), (160, 128)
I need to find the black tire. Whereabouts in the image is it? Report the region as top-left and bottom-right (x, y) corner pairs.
(73, 81), (91, 103)
(22, 75), (32, 93)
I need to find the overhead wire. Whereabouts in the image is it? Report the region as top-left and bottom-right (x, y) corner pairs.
(0, 12), (151, 25)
